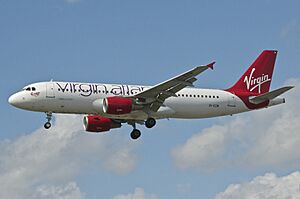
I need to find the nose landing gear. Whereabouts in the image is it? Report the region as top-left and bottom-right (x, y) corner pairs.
(44, 112), (52, 129)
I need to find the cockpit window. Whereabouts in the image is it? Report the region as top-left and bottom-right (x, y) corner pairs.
(22, 87), (36, 91)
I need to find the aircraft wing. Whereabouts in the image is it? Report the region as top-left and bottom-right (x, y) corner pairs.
(134, 62), (215, 111)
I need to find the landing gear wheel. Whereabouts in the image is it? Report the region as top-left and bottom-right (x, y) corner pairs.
(130, 129), (141, 140)
(44, 122), (51, 129)
(44, 112), (52, 129)
(145, 118), (156, 128)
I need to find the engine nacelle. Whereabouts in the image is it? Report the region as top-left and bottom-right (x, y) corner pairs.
(103, 97), (133, 114)
(83, 115), (121, 132)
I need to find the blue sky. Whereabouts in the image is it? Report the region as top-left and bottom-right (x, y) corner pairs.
(1, 1), (300, 199)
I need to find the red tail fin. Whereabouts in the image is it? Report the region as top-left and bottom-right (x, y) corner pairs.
(227, 50), (277, 94)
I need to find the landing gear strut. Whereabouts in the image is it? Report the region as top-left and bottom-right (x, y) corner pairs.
(44, 112), (52, 129)
(145, 117), (156, 128)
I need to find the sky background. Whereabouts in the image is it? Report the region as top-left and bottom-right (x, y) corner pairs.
(1, 0), (300, 199)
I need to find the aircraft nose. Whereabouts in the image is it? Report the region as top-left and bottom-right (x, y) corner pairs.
(8, 93), (17, 105)
(8, 92), (34, 110)
(8, 93), (23, 107)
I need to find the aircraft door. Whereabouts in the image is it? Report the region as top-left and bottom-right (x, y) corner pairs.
(227, 95), (236, 107)
(46, 82), (55, 98)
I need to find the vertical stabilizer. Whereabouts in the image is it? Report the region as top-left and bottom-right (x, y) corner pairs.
(227, 50), (277, 94)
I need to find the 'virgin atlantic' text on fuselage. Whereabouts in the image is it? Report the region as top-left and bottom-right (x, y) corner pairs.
(56, 82), (146, 97)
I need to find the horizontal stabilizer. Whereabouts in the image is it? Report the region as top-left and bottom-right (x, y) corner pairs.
(249, 86), (294, 104)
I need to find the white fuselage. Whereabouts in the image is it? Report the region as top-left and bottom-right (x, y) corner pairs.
(8, 81), (271, 121)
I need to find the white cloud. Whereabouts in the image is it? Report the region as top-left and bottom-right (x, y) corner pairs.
(104, 146), (138, 175)
(33, 182), (84, 199)
(112, 188), (158, 199)
(0, 114), (137, 199)
(172, 119), (245, 171)
(172, 78), (300, 171)
(215, 171), (300, 199)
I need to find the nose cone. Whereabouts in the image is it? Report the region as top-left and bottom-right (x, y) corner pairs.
(8, 93), (25, 108)
(8, 93), (18, 106)
(8, 91), (37, 111)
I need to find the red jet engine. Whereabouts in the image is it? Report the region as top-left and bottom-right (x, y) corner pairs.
(103, 97), (133, 114)
(83, 115), (121, 132)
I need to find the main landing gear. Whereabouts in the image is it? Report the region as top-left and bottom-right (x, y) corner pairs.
(129, 122), (141, 140)
(44, 112), (52, 129)
(129, 118), (156, 140)
(130, 129), (141, 140)
(145, 117), (156, 128)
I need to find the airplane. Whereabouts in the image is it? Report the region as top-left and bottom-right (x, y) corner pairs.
(8, 50), (294, 139)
